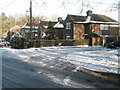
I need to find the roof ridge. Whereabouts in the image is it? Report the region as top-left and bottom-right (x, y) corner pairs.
(68, 14), (86, 17)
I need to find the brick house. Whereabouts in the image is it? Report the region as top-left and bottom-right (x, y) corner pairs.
(64, 10), (119, 41)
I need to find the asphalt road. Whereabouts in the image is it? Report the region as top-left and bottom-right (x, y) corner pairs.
(2, 48), (119, 88)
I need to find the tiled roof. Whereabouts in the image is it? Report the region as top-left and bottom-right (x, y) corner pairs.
(66, 15), (86, 22)
(91, 14), (116, 22)
(66, 13), (116, 22)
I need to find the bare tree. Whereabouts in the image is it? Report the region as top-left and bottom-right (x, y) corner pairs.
(58, 0), (106, 15)
(106, 1), (120, 12)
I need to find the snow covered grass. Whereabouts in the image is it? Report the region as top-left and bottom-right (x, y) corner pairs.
(1, 46), (119, 74)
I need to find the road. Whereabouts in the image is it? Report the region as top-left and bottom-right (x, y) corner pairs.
(1, 47), (120, 88)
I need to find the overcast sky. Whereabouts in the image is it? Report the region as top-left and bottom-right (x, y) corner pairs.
(0, 0), (119, 21)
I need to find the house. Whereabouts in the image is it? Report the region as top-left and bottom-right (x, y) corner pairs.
(64, 10), (119, 41)
(38, 19), (65, 40)
(53, 17), (64, 39)
(5, 25), (21, 41)
(20, 21), (40, 41)
(38, 21), (58, 39)
(39, 21), (49, 39)
(9, 25), (21, 38)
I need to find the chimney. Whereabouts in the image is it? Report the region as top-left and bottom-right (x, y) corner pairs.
(58, 17), (62, 22)
(86, 10), (92, 16)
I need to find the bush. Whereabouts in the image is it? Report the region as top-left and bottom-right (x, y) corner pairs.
(10, 33), (29, 49)
(105, 42), (120, 49)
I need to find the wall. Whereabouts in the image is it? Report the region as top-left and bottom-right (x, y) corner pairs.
(57, 29), (64, 39)
(91, 24), (102, 35)
(73, 24), (84, 40)
(108, 24), (119, 36)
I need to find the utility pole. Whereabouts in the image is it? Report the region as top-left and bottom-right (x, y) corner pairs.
(30, 0), (32, 46)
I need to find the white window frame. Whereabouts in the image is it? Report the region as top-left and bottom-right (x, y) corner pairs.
(25, 30), (29, 32)
(35, 33), (38, 37)
(66, 22), (71, 30)
(32, 30), (38, 32)
(66, 34), (71, 40)
(100, 24), (108, 30)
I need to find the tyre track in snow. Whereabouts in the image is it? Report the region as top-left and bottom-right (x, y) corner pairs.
(1, 47), (120, 88)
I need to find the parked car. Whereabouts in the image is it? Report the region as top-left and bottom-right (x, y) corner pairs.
(0, 41), (10, 47)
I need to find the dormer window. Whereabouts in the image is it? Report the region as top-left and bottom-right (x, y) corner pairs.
(66, 22), (71, 30)
(100, 24), (108, 30)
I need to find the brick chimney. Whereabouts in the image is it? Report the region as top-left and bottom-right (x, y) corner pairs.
(58, 17), (62, 22)
(86, 10), (92, 16)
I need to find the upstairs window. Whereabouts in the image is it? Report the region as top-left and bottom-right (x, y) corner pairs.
(100, 24), (108, 30)
(66, 34), (71, 40)
(66, 22), (71, 30)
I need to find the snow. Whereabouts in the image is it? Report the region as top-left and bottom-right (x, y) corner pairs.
(23, 26), (39, 29)
(53, 22), (64, 28)
(85, 16), (91, 23)
(76, 21), (119, 24)
(1, 46), (119, 74)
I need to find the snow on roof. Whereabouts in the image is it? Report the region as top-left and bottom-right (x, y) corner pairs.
(22, 25), (39, 29)
(10, 25), (20, 32)
(53, 22), (64, 28)
(85, 16), (91, 23)
(74, 15), (118, 24)
(43, 25), (48, 29)
(75, 21), (119, 24)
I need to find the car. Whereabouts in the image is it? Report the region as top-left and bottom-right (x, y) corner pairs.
(0, 41), (10, 47)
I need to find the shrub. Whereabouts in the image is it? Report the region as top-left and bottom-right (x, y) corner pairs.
(105, 42), (119, 49)
(10, 33), (29, 49)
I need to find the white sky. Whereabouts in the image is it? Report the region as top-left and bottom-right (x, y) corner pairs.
(0, 0), (119, 21)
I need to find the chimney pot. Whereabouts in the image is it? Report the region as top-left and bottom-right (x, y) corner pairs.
(58, 17), (62, 22)
(86, 10), (92, 16)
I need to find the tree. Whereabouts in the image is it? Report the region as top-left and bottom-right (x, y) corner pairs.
(0, 13), (8, 39)
(45, 22), (58, 40)
(5, 31), (11, 42)
(10, 33), (29, 49)
(107, 1), (120, 12)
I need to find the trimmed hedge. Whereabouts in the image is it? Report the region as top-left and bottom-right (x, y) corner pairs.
(30, 39), (89, 47)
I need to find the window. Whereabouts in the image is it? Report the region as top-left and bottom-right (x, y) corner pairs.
(66, 22), (71, 30)
(25, 30), (29, 32)
(35, 33), (38, 37)
(32, 30), (38, 32)
(100, 24), (108, 30)
(66, 34), (71, 40)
